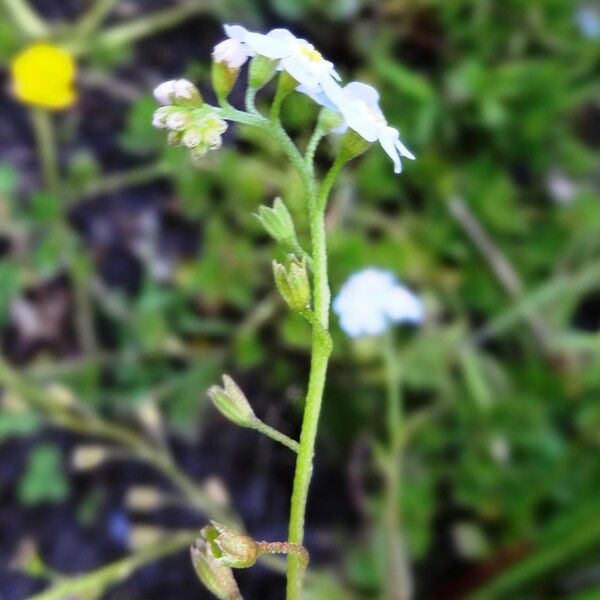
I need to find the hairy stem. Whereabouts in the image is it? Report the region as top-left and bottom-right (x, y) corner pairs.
(286, 157), (348, 599)
(253, 419), (300, 453)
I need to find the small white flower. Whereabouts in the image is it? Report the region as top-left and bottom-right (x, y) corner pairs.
(224, 25), (339, 98)
(213, 25), (255, 68)
(302, 81), (415, 173)
(333, 268), (424, 338)
(575, 5), (600, 39)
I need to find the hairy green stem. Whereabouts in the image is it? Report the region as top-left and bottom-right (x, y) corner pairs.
(253, 420), (300, 453)
(31, 108), (60, 196)
(382, 330), (412, 600)
(286, 157), (345, 599)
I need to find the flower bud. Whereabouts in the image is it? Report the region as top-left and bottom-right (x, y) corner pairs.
(338, 129), (371, 162)
(191, 538), (242, 600)
(211, 60), (240, 103)
(166, 110), (192, 132)
(153, 79), (202, 106)
(201, 521), (258, 569)
(273, 256), (311, 313)
(255, 198), (298, 246)
(207, 375), (256, 428)
(317, 107), (345, 133)
(248, 55), (278, 90)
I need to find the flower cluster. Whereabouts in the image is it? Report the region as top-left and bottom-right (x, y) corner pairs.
(152, 79), (227, 161)
(211, 24), (414, 173)
(333, 268), (424, 338)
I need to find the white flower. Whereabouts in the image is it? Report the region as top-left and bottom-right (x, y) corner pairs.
(575, 5), (600, 39)
(220, 25), (339, 98)
(301, 81), (415, 173)
(333, 268), (424, 338)
(213, 25), (255, 68)
(153, 79), (199, 105)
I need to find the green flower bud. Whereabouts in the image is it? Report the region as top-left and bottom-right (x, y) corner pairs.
(255, 197), (298, 247)
(202, 521), (259, 569)
(211, 60), (239, 103)
(248, 55), (278, 90)
(273, 255), (311, 314)
(317, 107), (345, 133)
(191, 538), (242, 600)
(207, 375), (256, 428)
(338, 129), (371, 162)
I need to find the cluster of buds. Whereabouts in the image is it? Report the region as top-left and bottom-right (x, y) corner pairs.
(152, 79), (228, 162)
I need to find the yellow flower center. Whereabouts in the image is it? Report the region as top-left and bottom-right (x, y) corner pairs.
(10, 43), (77, 111)
(298, 43), (323, 64)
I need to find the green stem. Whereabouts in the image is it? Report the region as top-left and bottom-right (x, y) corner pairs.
(286, 158), (345, 599)
(31, 108), (60, 196)
(253, 420), (300, 453)
(304, 127), (325, 175)
(73, 0), (120, 40)
(29, 532), (195, 600)
(77, 160), (170, 201)
(245, 86), (259, 115)
(67, 3), (209, 56)
(0, 0), (47, 39)
(382, 330), (412, 600)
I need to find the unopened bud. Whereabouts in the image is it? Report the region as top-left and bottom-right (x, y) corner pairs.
(153, 79), (202, 106)
(191, 538), (242, 600)
(166, 110), (192, 132)
(201, 521), (258, 569)
(248, 55), (278, 90)
(338, 129), (371, 162)
(255, 198), (298, 246)
(211, 60), (240, 103)
(208, 375), (256, 428)
(273, 256), (311, 313)
(317, 107), (345, 133)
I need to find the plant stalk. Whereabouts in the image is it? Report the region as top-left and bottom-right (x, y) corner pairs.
(31, 108), (60, 196)
(382, 330), (413, 600)
(285, 158), (342, 599)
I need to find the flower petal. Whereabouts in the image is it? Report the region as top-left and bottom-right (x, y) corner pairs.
(244, 32), (291, 58)
(344, 81), (380, 106)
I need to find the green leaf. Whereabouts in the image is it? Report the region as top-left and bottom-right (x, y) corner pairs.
(18, 443), (69, 506)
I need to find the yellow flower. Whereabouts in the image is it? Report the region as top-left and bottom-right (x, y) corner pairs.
(11, 43), (77, 110)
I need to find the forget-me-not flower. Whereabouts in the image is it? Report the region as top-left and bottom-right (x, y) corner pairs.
(333, 268), (424, 338)
(300, 81), (415, 173)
